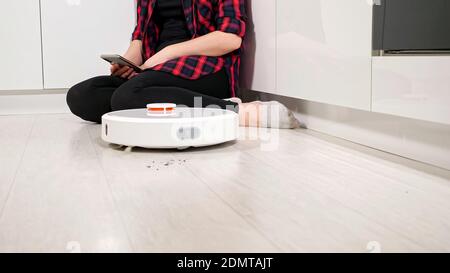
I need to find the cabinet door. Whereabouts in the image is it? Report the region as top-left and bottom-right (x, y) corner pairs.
(276, 0), (372, 110)
(372, 56), (450, 125)
(240, 0), (276, 94)
(40, 0), (135, 89)
(0, 0), (43, 91)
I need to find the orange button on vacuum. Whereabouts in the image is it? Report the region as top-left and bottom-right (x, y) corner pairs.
(146, 103), (177, 114)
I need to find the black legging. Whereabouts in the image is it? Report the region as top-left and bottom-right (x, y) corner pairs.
(66, 69), (238, 123)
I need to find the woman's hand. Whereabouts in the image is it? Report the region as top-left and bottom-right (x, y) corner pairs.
(111, 40), (143, 79)
(140, 47), (175, 70)
(111, 64), (136, 79)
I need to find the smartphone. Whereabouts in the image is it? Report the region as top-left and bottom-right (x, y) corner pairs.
(101, 54), (142, 73)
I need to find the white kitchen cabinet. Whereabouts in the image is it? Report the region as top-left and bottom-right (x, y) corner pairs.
(0, 0), (43, 91)
(372, 56), (450, 125)
(240, 0), (276, 94)
(276, 0), (372, 110)
(40, 0), (135, 89)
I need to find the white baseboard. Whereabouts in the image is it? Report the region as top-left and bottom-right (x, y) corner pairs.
(242, 89), (450, 170)
(0, 89), (70, 115)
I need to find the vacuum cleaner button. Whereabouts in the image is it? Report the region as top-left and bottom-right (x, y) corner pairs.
(177, 127), (200, 140)
(147, 103), (176, 115)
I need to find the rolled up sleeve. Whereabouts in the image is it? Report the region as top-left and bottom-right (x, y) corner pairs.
(216, 0), (247, 38)
(131, 0), (149, 41)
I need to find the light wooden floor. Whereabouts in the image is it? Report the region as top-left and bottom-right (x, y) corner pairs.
(1, 113), (450, 253)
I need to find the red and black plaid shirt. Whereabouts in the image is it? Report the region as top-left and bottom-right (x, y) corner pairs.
(132, 0), (247, 97)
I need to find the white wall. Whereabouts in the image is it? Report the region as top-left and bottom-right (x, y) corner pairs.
(0, 0), (43, 91)
(40, 0), (134, 89)
(240, 0), (277, 94)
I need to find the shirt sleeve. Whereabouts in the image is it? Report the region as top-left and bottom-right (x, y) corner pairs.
(131, 0), (149, 41)
(216, 0), (247, 38)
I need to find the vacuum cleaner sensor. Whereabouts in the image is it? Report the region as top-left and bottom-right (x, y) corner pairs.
(101, 108), (239, 149)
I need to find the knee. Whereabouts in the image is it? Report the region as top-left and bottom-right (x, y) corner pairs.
(66, 81), (86, 117)
(110, 80), (141, 111)
(110, 86), (128, 111)
(66, 77), (107, 123)
(111, 71), (167, 111)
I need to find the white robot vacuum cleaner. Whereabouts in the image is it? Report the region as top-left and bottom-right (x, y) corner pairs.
(101, 103), (239, 149)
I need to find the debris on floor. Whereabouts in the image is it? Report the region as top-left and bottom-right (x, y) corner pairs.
(146, 159), (188, 171)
